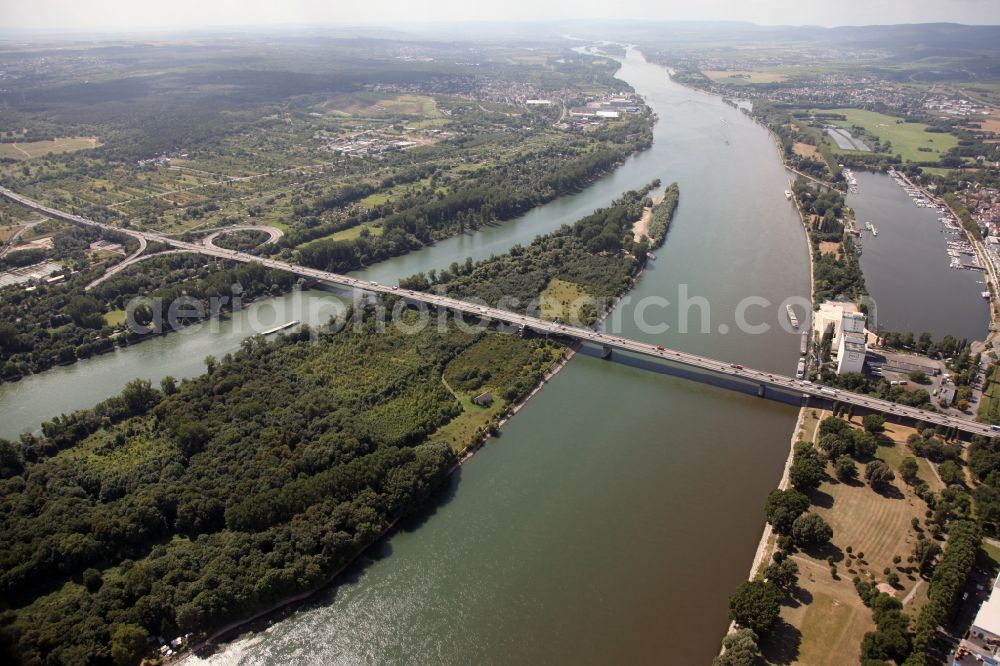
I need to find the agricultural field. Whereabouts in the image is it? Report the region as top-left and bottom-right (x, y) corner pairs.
(0, 136), (101, 160)
(818, 108), (958, 162)
(0, 35), (647, 249)
(322, 92), (440, 118)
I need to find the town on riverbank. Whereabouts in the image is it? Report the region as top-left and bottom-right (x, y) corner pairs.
(683, 33), (1000, 663)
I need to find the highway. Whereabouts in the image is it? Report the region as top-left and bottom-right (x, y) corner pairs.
(3, 184), (998, 439)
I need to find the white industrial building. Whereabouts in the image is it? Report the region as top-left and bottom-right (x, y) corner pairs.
(814, 303), (869, 375)
(836, 311), (868, 375)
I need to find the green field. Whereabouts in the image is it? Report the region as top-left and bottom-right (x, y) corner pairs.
(102, 309), (127, 327)
(327, 224), (384, 242)
(539, 278), (592, 322)
(820, 108), (958, 162)
(0, 136), (101, 160)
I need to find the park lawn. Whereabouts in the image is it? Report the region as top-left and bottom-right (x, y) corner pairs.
(769, 578), (872, 666)
(0, 136), (101, 160)
(103, 310), (127, 327)
(799, 408), (823, 444)
(763, 410), (934, 664)
(821, 108), (958, 163)
(811, 455), (926, 595)
(702, 70), (789, 85)
(539, 278), (591, 322)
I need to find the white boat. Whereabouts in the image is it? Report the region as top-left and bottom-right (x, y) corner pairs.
(261, 320), (300, 336)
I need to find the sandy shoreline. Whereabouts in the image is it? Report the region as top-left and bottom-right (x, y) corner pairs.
(632, 193), (665, 243)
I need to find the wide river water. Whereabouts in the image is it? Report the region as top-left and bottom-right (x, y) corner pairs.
(0, 48), (810, 663)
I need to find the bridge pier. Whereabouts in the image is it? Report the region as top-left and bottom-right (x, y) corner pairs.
(601, 344), (612, 360)
(757, 383), (765, 398)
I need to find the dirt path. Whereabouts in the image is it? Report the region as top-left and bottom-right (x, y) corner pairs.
(11, 143), (31, 158)
(632, 207), (652, 242)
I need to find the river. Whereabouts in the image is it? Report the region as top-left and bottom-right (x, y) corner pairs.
(849, 170), (989, 342)
(0, 48), (810, 662)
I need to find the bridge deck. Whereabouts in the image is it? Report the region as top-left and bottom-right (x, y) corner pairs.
(2, 185), (995, 439)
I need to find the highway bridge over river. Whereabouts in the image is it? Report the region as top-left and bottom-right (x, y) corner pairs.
(3, 185), (997, 439)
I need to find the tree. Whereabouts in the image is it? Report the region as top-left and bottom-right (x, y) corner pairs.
(865, 460), (896, 492)
(713, 628), (760, 666)
(728, 580), (783, 635)
(899, 457), (919, 484)
(792, 512), (833, 548)
(765, 488), (811, 535)
(819, 416), (851, 436)
(939, 460), (964, 486)
(852, 430), (878, 459)
(0, 438), (24, 478)
(82, 568), (103, 592)
(790, 452), (824, 492)
(912, 538), (942, 576)
(764, 559), (799, 592)
(820, 432), (851, 458)
(835, 455), (858, 482)
(110, 624), (150, 666)
(863, 414), (886, 435)
(160, 375), (178, 395)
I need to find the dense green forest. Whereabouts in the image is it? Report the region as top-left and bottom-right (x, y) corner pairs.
(0, 310), (565, 665)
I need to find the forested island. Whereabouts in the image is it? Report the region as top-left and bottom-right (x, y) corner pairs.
(0, 181), (680, 665)
(0, 314), (565, 664)
(400, 181), (679, 322)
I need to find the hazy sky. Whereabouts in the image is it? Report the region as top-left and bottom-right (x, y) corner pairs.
(3, 0), (1000, 32)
